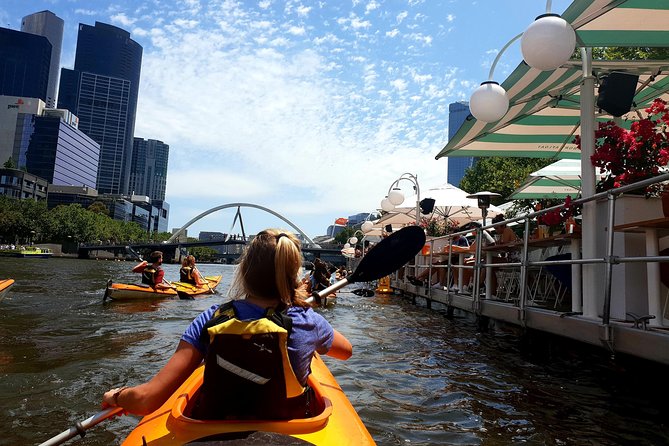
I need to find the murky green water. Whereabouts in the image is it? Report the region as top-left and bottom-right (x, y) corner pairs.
(0, 257), (667, 445)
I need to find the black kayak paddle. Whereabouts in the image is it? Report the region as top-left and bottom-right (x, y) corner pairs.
(309, 225), (425, 305)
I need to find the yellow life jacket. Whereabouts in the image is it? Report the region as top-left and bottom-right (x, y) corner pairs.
(191, 302), (309, 420)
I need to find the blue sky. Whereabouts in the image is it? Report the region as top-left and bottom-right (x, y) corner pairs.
(2, 0), (573, 238)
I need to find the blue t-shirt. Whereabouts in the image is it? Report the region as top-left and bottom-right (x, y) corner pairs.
(181, 300), (334, 385)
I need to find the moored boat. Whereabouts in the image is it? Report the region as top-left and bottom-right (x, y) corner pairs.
(0, 279), (14, 302)
(121, 353), (375, 445)
(104, 276), (222, 301)
(17, 247), (52, 258)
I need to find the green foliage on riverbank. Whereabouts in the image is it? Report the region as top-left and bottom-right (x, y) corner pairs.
(0, 196), (171, 245)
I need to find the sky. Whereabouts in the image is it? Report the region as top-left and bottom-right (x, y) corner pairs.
(2, 0), (574, 239)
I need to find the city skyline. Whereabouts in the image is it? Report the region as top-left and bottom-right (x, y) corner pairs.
(0, 0), (574, 238)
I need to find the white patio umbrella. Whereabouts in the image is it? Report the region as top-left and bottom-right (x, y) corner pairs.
(398, 183), (504, 226)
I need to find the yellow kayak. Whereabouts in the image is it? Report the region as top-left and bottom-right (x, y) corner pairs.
(172, 276), (222, 299)
(121, 354), (376, 445)
(0, 279), (14, 301)
(104, 276), (221, 301)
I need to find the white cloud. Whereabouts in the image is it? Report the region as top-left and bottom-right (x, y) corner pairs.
(110, 13), (136, 27)
(396, 11), (408, 24)
(287, 25), (305, 36)
(386, 29), (399, 38)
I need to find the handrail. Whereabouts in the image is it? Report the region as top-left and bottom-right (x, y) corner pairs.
(406, 172), (669, 328)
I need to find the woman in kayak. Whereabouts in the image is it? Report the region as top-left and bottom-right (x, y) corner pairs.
(179, 255), (207, 287)
(103, 229), (352, 416)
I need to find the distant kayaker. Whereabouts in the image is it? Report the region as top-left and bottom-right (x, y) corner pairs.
(179, 255), (207, 287)
(103, 229), (352, 417)
(131, 251), (175, 290)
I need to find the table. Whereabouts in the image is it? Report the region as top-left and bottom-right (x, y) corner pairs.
(615, 217), (669, 327)
(482, 234), (581, 308)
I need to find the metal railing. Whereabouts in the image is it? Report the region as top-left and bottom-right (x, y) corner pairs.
(402, 173), (669, 327)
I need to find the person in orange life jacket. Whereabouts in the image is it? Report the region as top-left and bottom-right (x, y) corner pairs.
(180, 255), (206, 287)
(103, 229), (352, 416)
(131, 251), (174, 290)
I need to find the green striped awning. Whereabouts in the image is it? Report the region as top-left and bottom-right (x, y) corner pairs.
(436, 0), (669, 160)
(508, 159), (603, 199)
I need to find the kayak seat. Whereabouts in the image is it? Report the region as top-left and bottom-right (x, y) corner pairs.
(172, 366), (334, 438)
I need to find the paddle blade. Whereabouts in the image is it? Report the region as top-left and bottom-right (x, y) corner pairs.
(348, 225), (425, 283)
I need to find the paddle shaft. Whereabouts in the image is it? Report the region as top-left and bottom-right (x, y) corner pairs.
(307, 278), (350, 305)
(39, 407), (123, 446)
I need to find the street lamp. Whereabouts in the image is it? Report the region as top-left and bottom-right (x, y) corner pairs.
(469, 0), (575, 123)
(380, 173), (420, 225)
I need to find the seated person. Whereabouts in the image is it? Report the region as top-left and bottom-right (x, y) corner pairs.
(409, 232), (471, 288)
(179, 255), (207, 287)
(132, 251), (175, 290)
(102, 229), (352, 419)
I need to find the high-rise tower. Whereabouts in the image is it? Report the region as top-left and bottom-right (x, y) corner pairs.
(57, 22), (142, 195)
(130, 138), (169, 201)
(446, 102), (476, 187)
(0, 27), (51, 102)
(21, 11), (64, 108)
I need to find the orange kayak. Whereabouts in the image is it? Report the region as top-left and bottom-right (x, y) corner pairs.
(0, 279), (14, 301)
(104, 276), (221, 301)
(121, 354), (376, 445)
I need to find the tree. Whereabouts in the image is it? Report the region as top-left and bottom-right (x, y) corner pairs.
(3, 157), (16, 169)
(459, 157), (552, 204)
(87, 201), (109, 216)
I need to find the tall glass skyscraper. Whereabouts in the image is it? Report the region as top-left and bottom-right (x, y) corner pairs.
(446, 101), (476, 187)
(130, 138), (169, 201)
(57, 22), (142, 195)
(0, 27), (51, 102)
(21, 11), (64, 108)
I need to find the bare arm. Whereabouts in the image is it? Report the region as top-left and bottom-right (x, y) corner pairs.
(131, 261), (148, 273)
(326, 329), (352, 360)
(103, 340), (203, 415)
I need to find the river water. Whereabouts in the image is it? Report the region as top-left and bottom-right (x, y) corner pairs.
(0, 257), (668, 445)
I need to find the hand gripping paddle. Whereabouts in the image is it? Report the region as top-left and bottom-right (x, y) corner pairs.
(309, 225), (426, 305)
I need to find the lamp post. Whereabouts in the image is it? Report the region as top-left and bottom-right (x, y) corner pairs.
(469, 0), (575, 123)
(380, 173), (420, 226)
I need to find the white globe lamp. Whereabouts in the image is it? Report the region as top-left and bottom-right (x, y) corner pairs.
(344, 243), (351, 249)
(361, 221), (373, 233)
(521, 14), (575, 71)
(469, 81), (509, 123)
(381, 198), (395, 212)
(387, 187), (405, 206)
(349, 236), (358, 245)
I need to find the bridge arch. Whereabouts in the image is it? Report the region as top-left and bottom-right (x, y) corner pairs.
(167, 203), (320, 247)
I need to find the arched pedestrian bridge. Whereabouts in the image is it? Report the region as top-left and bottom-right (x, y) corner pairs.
(167, 203), (320, 248)
(78, 203), (344, 264)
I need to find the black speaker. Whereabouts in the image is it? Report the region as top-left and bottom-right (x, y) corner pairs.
(597, 72), (638, 117)
(385, 224), (393, 233)
(419, 198), (436, 215)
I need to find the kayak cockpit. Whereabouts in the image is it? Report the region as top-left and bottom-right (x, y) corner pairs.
(166, 365), (333, 442)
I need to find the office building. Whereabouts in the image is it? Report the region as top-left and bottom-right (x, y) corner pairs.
(0, 95), (46, 167)
(21, 11), (64, 107)
(446, 102), (476, 187)
(26, 112), (100, 189)
(130, 138), (169, 201)
(58, 22), (142, 195)
(0, 27), (51, 102)
(0, 168), (48, 200)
